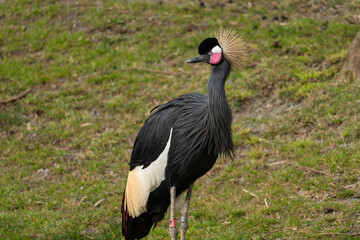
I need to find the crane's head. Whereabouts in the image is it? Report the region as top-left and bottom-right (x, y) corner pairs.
(186, 37), (223, 66)
(186, 28), (248, 69)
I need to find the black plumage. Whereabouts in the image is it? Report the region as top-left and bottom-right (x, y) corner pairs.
(122, 31), (247, 239)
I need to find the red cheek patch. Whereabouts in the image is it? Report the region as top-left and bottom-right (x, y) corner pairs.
(210, 53), (221, 64)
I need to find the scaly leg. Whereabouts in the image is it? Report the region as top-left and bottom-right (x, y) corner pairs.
(180, 183), (194, 240)
(169, 186), (178, 240)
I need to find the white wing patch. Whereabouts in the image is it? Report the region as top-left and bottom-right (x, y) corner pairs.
(124, 128), (173, 217)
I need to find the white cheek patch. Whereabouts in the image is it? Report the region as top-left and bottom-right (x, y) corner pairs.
(210, 45), (222, 64)
(211, 45), (222, 54)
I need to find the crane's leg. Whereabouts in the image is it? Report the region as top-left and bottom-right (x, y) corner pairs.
(169, 186), (178, 240)
(180, 183), (194, 240)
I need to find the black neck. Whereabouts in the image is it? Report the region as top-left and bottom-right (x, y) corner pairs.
(206, 58), (234, 157)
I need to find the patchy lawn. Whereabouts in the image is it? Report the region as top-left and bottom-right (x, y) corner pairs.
(1, 0), (359, 239)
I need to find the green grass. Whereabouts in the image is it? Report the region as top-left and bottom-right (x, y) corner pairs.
(1, 0), (360, 239)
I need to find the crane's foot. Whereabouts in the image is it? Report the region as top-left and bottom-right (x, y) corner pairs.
(169, 218), (178, 240)
(180, 216), (188, 240)
(169, 186), (178, 240)
(180, 183), (194, 240)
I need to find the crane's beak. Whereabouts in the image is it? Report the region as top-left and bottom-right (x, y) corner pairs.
(185, 54), (210, 64)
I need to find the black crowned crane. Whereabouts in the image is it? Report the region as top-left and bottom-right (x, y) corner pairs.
(121, 28), (248, 240)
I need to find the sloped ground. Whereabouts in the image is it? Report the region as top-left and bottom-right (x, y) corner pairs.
(1, 0), (360, 239)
